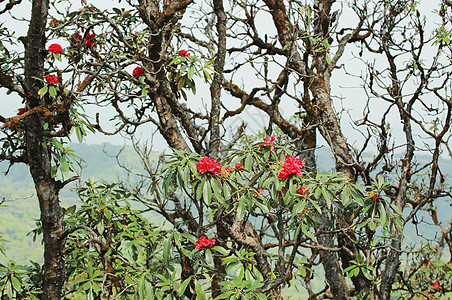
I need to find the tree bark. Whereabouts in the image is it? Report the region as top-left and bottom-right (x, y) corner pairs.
(208, 0), (227, 157)
(23, 0), (65, 299)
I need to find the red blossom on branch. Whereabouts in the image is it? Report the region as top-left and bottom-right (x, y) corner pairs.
(195, 236), (216, 249)
(432, 282), (440, 291)
(132, 66), (144, 77)
(48, 43), (63, 54)
(263, 136), (275, 144)
(279, 156), (305, 180)
(17, 108), (26, 116)
(234, 163), (244, 170)
(197, 156), (221, 175)
(178, 49), (190, 57)
(43, 74), (58, 85)
(297, 186), (309, 196)
(84, 32), (96, 48)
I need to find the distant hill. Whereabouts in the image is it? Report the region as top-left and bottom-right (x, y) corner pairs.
(0, 142), (151, 264)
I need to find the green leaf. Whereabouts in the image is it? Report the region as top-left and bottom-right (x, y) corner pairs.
(301, 222), (315, 240)
(39, 85), (48, 97)
(321, 187), (333, 209)
(75, 126), (84, 143)
(177, 76), (186, 90)
(163, 235), (171, 265)
(244, 153), (253, 171)
(237, 198), (246, 221)
(379, 201), (387, 226)
(195, 279), (206, 300)
(203, 180), (212, 205)
(187, 66), (195, 79)
(59, 156), (69, 174)
(49, 85), (57, 98)
(178, 277), (191, 296)
(205, 248), (213, 265)
(254, 197), (269, 214)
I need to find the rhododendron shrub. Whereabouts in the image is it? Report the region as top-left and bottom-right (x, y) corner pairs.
(155, 140), (404, 299)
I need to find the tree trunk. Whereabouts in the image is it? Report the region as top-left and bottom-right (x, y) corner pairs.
(23, 0), (65, 299)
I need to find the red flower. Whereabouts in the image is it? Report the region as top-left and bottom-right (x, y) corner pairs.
(254, 189), (264, 197)
(133, 66), (144, 77)
(372, 194), (379, 201)
(225, 168), (233, 173)
(178, 49), (190, 57)
(234, 163), (244, 170)
(277, 190), (283, 195)
(197, 156), (221, 175)
(263, 136), (275, 144)
(18, 108), (26, 116)
(297, 186), (309, 196)
(432, 282), (440, 291)
(279, 156), (305, 180)
(48, 43), (63, 54)
(44, 74), (58, 85)
(300, 211), (304, 221)
(326, 288), (331, 294)
(195, 236), (216, 249)
(84, 32), (96, 48)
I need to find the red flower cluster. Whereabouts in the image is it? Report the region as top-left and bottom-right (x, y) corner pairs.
(178, 49), (190, 57)
(432, 282), (440, 291)
(197, 156), (221, 175)
(17, 108), (26, 116)
(279, 156), (305, 180)
(195, 236), (216, 249)
(297, 186), (309, 196)
(70, 32), (95, 48)
(300, 211), (304, 221)
(48, 43), (63, 54)
(372, 194), (379, 201)
(84, 32), (96, 48)
(263, 136), (275, 144)
(234, 163), (244, 170)
(133, 66), (144, 77)
(44, 74), (58, 85)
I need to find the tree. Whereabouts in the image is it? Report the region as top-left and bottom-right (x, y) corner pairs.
(1, 0), (451, 299)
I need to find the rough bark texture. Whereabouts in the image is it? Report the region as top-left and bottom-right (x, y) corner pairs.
(208, 0), (227, 157)
(137, 0), (192, 153)
(24, 0), (65, 299)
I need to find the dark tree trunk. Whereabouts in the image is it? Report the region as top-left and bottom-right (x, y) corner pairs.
(23, 0), (65, 299)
